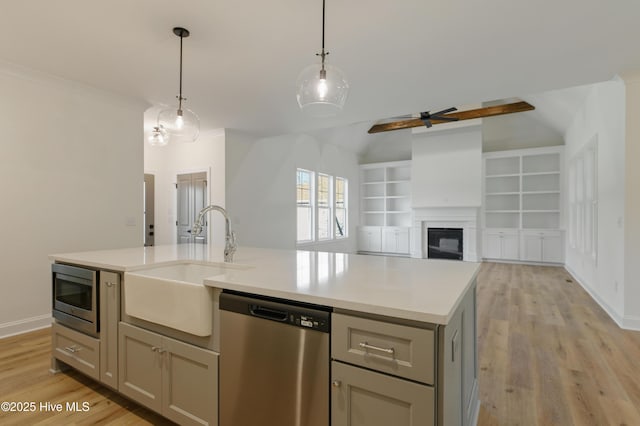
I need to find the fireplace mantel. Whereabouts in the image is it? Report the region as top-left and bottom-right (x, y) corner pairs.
(411, 207), (480, 262)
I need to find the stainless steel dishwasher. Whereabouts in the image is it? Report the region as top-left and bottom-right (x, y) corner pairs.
(220, 291), (331, 426)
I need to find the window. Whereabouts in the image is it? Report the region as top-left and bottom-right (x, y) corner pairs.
(568, 136), (598, 263)
(317, 174), (332, 240)
(335, 177), (347, 238)
(296, 169), (348, 244)
(297, 169), (313, 242)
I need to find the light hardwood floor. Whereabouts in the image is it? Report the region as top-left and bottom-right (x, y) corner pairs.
(476, 262), (640, 426)
(1, 262), (639, 425)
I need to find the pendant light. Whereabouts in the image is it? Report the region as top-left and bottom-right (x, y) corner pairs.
(157, 27), (200, 143)
(147, 125), (169, 147)
(296, 0), (349, 117)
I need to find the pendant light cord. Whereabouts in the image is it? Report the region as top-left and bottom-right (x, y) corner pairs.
(178, 31), (184, 112)
(318, 0), (328, 72)
(322, 0), (325, 51)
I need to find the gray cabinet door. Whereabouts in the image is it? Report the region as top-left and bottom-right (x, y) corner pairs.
(118, 322), (163, 412)
(162, 336), (218, 426)
(332, 361), (434, 426)
(99, 271), (120, 389)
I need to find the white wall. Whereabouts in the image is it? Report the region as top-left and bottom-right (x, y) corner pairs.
(144, 126), (226, 247)
(0, 62), (145, 337)
(226, 129), (360, 252)
(622, 72), (640, 328)
(564, 79), (627, 325)
(411, 126), (482, 208)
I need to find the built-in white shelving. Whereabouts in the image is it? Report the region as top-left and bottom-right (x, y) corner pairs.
(358, 161), (412, 255)
(482, 146), (564, 263)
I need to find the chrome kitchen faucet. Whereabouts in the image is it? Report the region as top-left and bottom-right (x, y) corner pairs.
(192, 205), (237, 262)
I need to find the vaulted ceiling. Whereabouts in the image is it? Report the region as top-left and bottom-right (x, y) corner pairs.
(1, 1), (638, 137)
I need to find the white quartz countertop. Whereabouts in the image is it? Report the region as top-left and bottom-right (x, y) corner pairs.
(50, 244), (480, 324)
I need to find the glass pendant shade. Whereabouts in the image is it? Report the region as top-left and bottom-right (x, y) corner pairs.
(148, 126), (169, 147)
(296, 62), (349, 117)
(157, 106), (200, 143)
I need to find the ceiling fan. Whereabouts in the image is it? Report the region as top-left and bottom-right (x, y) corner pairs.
(368, 101), (535, 134)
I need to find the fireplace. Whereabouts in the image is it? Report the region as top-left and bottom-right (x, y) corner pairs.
(428, 228), (463, 260)
(411, 207), (480, 261)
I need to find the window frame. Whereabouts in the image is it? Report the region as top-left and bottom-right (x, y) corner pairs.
(334, 176), (348, 239)
(296, 169), (349, 245)
(296, 168), (315, 243)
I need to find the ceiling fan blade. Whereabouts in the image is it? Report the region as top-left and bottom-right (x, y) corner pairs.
(368, 101), (535, 134)
(432, 107), (458, 116)
(421, 118), (433, 128)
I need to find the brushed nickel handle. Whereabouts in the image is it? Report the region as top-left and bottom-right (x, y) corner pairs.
(65, 345), (81, 353)
(359, 341), (395, 356)
(106, 281), (114, 287)
(332, 380), (342, 388)
(157, 348), (166, 354)
(151, 346), (159, 352)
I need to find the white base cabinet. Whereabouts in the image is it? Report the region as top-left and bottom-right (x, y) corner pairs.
(118, 322), (218, 426)
(357, 226), (382, 252)
(358, 226), (410, 255)
(482, 230), (519, 260)
(521, 230), (563, 263)
(482, 229), (564, 264)
(382, 227), (410, 254)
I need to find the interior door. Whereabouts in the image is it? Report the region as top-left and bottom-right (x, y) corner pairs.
(176, 172), (207, 244)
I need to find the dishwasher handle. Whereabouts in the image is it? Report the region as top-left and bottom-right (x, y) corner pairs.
(250, 304), (288, 322)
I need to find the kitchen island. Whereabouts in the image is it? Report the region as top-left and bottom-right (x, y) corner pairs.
(50, 244), (480, 426)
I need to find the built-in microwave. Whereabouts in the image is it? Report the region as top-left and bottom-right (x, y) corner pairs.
(52, 263), (99, 337)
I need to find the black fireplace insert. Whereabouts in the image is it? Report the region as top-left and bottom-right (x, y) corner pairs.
(427, 228), (463, 260)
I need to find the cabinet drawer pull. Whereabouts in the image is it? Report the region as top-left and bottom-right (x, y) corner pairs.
(332, 380), (342, 388)
(65, 345), (81, 353)
(106, 281), (114, 287)
(359, 341), (395, 356)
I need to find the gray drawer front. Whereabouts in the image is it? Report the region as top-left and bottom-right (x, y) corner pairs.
(52, 322), (100, 380)
(332, 313), (435, 384)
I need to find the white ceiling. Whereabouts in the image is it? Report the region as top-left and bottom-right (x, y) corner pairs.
(1, 1), (638, 136)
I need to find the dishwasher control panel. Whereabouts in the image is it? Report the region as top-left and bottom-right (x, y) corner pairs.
(290, 313), (329, 332)
(221, 291), (332, 333)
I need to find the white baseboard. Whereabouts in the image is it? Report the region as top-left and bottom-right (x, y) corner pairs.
(562, 265), (639, 330)
(622, 314), (640, 331)
(0, 314), (52, 339)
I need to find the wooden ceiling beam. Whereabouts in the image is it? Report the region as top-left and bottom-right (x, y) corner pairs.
(368, 101), (535, 134)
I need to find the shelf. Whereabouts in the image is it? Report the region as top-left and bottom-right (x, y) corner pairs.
(485, 156), (520, 176)
(522, 190), (560, 195)
(360, 160), (412, 228)
(522, 171), (560, 177)
(486, 173), (520, 178)
(483, 147), (563, 232)
(486, 192), (519, 196)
